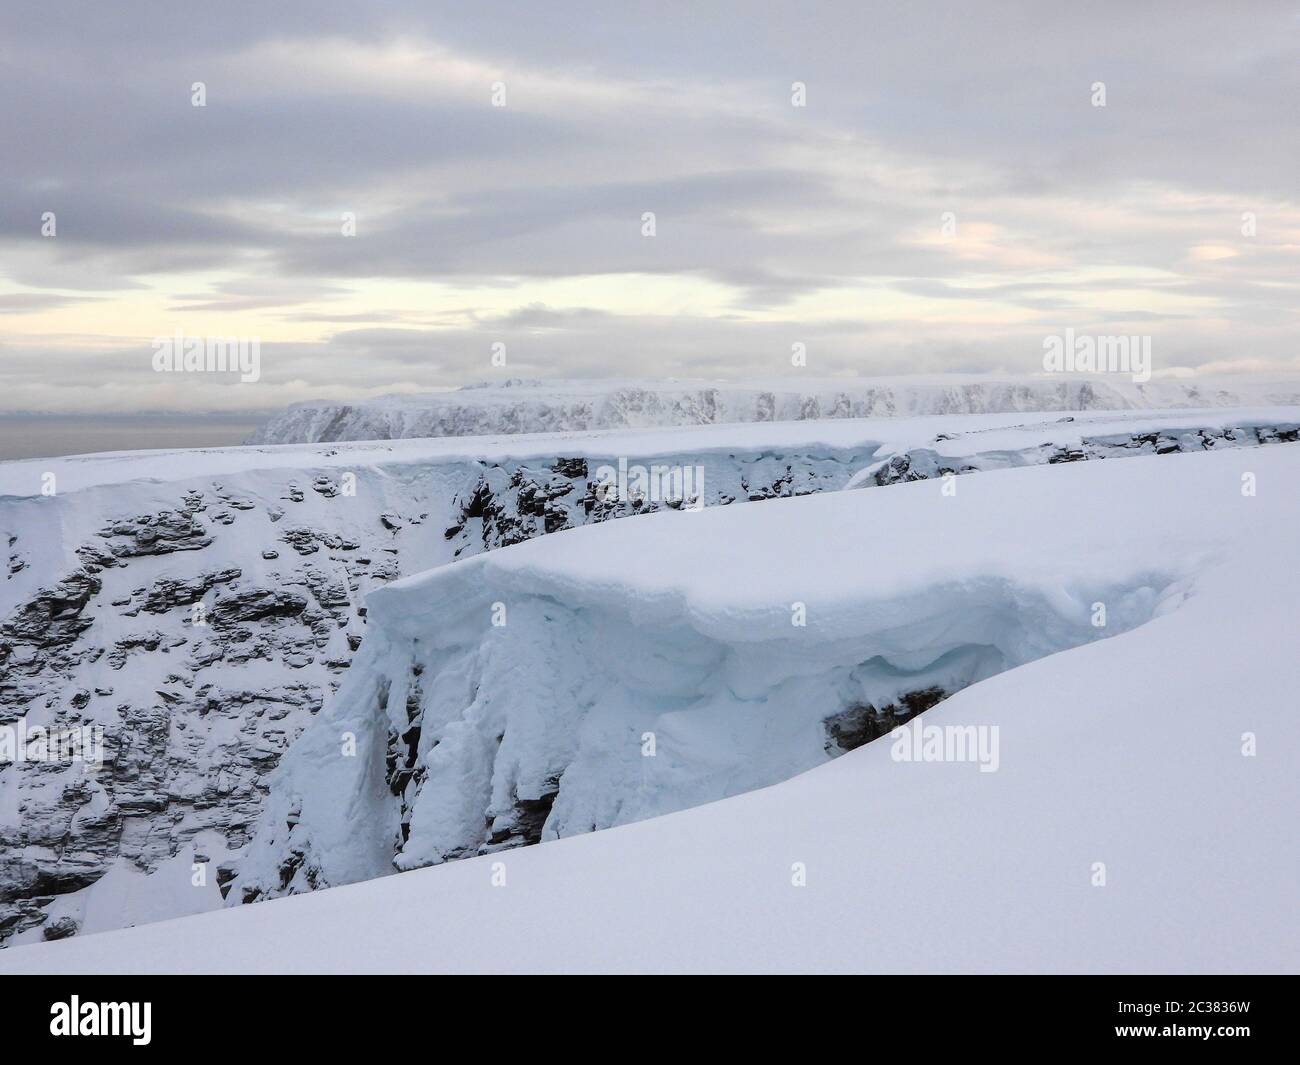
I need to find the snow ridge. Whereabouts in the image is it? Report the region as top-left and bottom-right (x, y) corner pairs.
(246, 376), (1300, 445)
(228, 539), (1177, 902)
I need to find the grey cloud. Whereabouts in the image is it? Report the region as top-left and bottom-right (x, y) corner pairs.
(0, 293), (103, 313)
(0, 0), (1296, 410)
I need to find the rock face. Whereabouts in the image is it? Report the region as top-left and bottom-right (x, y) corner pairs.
(102, 510), (214, 557)
(859, 421), (1300, 487)
(441, 451), (859, 556)
(41, 915), (78, 941)
(2, 409), (1297, 943)
(823, 688), (948, 754)
(0, 476), (393, 943)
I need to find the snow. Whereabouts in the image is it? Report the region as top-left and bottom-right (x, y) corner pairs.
(246, 375), (1300, 445)
(5, 442), (1291, 972)
(3, 405), (1298, 963)
(8, 846), (224, 948)
(4, 405), (1295, 499)
(222, 427), (1218, 900)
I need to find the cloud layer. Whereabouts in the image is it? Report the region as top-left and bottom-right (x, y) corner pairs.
(2, 0), (1297, 411)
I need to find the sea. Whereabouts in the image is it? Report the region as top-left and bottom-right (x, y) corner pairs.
(0, 413), (267, 462)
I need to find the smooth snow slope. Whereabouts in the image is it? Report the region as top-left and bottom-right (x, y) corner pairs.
(246, 375), (1300, 444)
(8, 444), (1294, 973)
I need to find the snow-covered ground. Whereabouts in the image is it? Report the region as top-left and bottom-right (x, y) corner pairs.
(1, 407), (1297, 947)
(246, 375), (1300, 444)
(4, 440), (1296, 973)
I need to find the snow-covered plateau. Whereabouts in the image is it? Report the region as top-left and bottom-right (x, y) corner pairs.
(2, 429), (1296, 973)
(1, 406), (1297, 962)
(246, 374), (1300, 444)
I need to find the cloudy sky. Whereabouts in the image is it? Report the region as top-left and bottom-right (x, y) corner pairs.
(2, 0), (1298, 413)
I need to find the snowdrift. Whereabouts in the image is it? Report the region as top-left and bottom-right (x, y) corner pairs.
(226, 441), (1296, 928)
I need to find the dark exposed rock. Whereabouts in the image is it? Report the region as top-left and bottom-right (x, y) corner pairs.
(823, 687), (948, 754)
(212, 588), (308, 626)
(142, 567), (241, 613)
(486, 778), (562, 849)
(873, 454), (932, 485)
(100, 511), (213, 557)
(866, 422), (1300, 488)
(42, 916), (78, 941)
(108, 631), (163, 669)
(0, 569), (101, 650)
(74, 543), (119, 572)
(551, 457), (588, 478)
(215, 862), (239, 899)
(298, 570), (349, 612)
(281, 527), (320, 555)
(0, 901), (49, 938)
